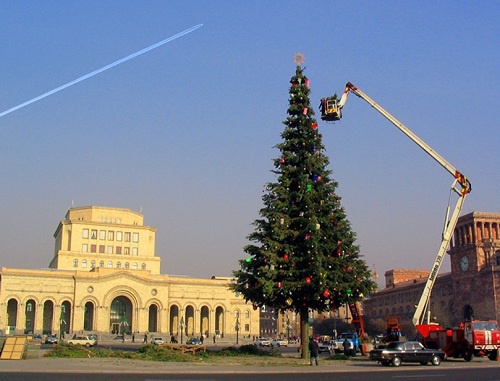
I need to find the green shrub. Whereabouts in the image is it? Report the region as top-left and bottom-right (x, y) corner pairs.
(46, 343), (286, 363)
(45, 343), (94, 358)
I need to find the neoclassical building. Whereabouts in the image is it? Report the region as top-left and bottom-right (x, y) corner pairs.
(0, 206), (259, 339)
(363, 211), (500, 327)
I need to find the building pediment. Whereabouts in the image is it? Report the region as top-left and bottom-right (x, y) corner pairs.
(75, 268), (167, 284)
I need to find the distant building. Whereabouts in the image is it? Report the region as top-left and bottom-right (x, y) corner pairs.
(0, 206), (259, 339)
(363, 212), (500, 327)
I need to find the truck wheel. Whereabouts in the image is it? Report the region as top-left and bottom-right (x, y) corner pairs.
(462, 348), (474, 362)
(431, 355), (441, 366)
(392, 356), (402, 367)
(487, 350), (499, 361)
(85, 343), (91, 347)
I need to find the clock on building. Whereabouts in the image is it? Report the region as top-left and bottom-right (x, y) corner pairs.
(460, 256), (469, 272)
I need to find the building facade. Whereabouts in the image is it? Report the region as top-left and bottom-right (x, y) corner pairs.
(363, 211), (500, 327)
(0, 206), (259, 340)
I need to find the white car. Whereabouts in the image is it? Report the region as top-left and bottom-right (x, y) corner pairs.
(318, 340), (334, 353)
(151, 337), (165, 345)
(64, 335), (97, 347)
(253, 337), (271, 346)
(271, 338), (288, 347)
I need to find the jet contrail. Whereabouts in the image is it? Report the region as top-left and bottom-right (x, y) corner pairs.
(0, 23), (203, 118)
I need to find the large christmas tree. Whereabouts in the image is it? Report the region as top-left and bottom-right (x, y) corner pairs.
(232, 57), (375, 358)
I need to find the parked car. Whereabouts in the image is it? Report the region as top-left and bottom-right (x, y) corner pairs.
(151, 337), (165, 345)
(186, 337), (203, 345)
(64, 335), (97, 347)
(45, 335), (59, 344)
(253, 337), (271, 347)
(369, 341), (446, 367)
(318, 340), (334, 353)
(271, 338), (288, 347)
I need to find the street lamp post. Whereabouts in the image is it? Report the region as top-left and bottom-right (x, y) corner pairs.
(235, 316), (240, 345)
(180, 317), (185, 344)
(286, 317), (290, 341)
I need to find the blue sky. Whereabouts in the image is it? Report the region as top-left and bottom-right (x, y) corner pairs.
(0, 1), (498, 288)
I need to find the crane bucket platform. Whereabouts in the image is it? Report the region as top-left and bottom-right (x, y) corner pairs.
(320, 98), (342, 121)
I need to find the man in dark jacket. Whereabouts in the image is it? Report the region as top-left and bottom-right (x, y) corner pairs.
(343, 338), (351, 356)
(308, 337), (320, 366)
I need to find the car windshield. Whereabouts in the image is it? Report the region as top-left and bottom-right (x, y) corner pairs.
(473, 321), (498, 331)
(341, 333), (355, 339)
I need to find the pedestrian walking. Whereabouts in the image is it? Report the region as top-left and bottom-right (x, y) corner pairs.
(308, 337), (319, 366)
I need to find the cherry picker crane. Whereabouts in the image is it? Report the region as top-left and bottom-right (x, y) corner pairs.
(318, 83), (499, 361)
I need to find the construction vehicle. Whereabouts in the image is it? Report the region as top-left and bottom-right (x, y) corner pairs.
(320, 82), (500, 361)
(348, 302), (366, 340)
(385, 316), (402, 342)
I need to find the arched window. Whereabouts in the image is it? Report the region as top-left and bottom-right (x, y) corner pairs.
(141, 263), (146, 270)
(73, 259), (78, 268)
(82, 260), (87, 268)
(116, 262), (121, 269)
(99, 261), (104, 267)
(107, 261), (112, 268)
(125, 262), (130, 269)
(91, 260), (95, 269)
(133, 263), (138, 270)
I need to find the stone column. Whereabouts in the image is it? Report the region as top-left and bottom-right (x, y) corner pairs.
(17, 303), (26, 334)
(35, 303), (44, 332)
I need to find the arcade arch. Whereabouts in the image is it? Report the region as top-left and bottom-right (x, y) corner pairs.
(110, 296), (132, 334)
